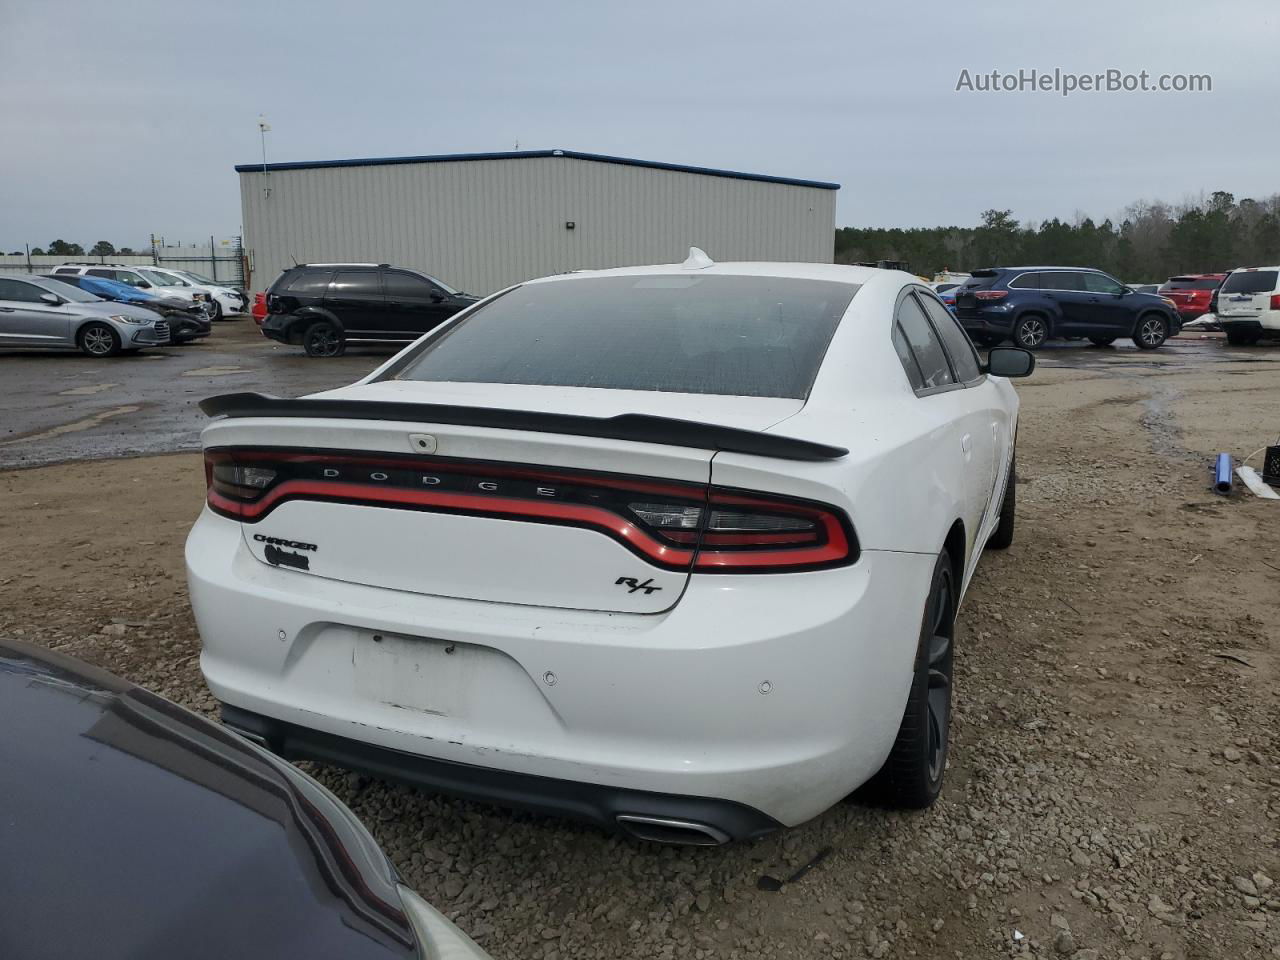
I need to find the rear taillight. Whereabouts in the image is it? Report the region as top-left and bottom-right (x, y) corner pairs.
(974, 290), (1008, 301)
(1270, 294), (1280, 310)
(203, 449), (857, 573)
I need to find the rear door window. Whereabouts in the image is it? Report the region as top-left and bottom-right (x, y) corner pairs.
(1042, 271), (1085, 292)
(917, 292), (981, 382)
(892, 322), (925, 390)
(328, 271), (381, 299)
(895, 294), (955, 390)
(391, 275), (858, 399)
(1220, 270), (1279, 295)
(284, 270), (334, 296)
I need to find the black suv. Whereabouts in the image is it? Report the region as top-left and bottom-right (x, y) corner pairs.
(954, 267), (1181, 350)
(263, 264), (478, 357)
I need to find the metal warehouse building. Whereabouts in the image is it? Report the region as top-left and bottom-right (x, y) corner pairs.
(236, 149), (838, 294)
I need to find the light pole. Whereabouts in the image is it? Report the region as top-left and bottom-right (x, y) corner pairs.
(257, 115), (272, 199)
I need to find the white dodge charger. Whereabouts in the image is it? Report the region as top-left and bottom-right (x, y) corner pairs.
(186, 252), (1033, 845)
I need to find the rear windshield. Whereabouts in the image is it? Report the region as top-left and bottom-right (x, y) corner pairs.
(391, 275), (859, 399)
(1220, 270), (1279, 295)
(1162, 277), (1220, 290)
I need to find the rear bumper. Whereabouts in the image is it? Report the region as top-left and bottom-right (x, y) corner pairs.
(1219, 315), (1280, 332)
(186, 508), (932, 828)
(223, 703), (781, 843)
(958, 313), (1014, 336)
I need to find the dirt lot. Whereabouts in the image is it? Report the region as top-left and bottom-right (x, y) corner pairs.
(3, 338), (1279, 960)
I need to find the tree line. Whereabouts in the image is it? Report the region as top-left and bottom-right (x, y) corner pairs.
(835, 191), (1280, 281)
(8, 240), (141, 257)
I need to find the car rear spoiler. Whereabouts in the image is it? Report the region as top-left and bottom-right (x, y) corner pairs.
(199, 392), (848, 462)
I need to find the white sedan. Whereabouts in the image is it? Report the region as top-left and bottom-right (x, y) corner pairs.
(186, 252), (1033, 844)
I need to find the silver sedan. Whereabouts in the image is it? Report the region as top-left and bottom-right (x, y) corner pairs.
(0, 275), (171, 357)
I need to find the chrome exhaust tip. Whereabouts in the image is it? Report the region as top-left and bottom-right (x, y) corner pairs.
(616, 814), (731, 846)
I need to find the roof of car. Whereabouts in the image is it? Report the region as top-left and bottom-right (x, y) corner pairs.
(233, 148), (841, 190)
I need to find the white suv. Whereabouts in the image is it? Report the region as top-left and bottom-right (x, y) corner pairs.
(1217, 266), (1280, 345)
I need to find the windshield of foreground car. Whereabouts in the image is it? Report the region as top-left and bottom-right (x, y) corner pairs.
(392, 275), (859, 399)
(35, 277), (101, 303)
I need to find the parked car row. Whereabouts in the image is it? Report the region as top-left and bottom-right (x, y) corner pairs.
(0, 261), (251, 357)
(51, 262), (248, 320)
(42, 273), (212, 343)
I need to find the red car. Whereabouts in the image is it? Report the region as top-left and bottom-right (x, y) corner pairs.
(1158, 274), (1226, 320)
(250, 291), (268, 326)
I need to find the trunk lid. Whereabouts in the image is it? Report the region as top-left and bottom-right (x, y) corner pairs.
(205, 381), (804, 614)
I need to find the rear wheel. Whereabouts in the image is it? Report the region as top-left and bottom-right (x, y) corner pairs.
(78, 322), (120, 358)
(871, 549), (956, 809)
(1013, 315), (1048, 349)
(1088, 336), (1117, 347)
(1225, 326), (1260, 346)
(302, 321), (345, 358)
(1134, 314), (1168, 350)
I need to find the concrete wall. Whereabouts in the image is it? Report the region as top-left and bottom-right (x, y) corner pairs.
(238, 153), (837, 294)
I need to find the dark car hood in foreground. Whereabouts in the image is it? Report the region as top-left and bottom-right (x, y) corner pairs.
(0, 639), (417, 960)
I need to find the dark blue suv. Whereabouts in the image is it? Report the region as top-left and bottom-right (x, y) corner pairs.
(954, 267), (1181, 350)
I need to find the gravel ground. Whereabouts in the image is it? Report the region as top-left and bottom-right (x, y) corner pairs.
(3, 343), (1279, 959)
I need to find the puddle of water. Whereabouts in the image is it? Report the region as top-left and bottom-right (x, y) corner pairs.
(58, 383), (118, 397)
(182, 366), (247, 377)
(0, 405), (142, 447)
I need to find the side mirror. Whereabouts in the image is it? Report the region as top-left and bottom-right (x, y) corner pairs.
(137, 281), (151, 289)
(429, 291), (446, 303)
(985, 346), (1035, 378)
(39, 292), (62, 306)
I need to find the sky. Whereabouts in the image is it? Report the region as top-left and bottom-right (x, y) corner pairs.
(2, 0), (1277, 251)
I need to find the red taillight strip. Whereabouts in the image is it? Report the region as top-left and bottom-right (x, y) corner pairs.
(205, 449), (859, 573)
(690, 511), (850, 570)
(208, 481), (696, 569)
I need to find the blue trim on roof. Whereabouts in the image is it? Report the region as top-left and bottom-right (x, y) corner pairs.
(233, 149), (840, 190)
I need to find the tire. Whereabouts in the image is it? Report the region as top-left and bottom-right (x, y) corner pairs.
(1133, 314), (1168, 350)
(871, 549), (956, 809)
(210, 300), (223, 321)
(78, 322), (121, 358)
(302, 321), (345, 358)
(987, 454), (1016, 549)
(1088, 336), (1117, 347)
(1225, 326), (1260, 346)
(1012, 315), (1048, 349)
